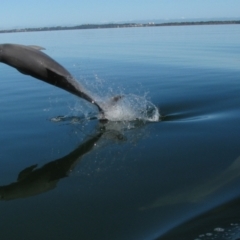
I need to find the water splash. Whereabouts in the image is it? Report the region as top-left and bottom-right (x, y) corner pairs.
(72, 71), (160, 122)
(96, 93), (160, 122)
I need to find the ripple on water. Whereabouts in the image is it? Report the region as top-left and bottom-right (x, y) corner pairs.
(161, 109), (240, 123)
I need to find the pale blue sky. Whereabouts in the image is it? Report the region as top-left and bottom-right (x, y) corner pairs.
(1, 0), (240, 29)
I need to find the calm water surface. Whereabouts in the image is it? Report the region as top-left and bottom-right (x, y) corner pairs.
(1, 25), (240, 240)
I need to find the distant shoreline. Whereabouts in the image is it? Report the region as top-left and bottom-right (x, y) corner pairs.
(0, 20), (239, 34)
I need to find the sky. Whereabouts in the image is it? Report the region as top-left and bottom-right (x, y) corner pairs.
(1, 0), (240, 29)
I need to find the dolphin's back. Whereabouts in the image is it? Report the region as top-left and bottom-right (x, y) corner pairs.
(1, 44), (72, 81)
(0, 43), (104, 113)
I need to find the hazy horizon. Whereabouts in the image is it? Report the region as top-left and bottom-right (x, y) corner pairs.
(1, 0), (240, 29)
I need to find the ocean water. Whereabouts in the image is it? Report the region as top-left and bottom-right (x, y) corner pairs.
(0, 25), (240, 240)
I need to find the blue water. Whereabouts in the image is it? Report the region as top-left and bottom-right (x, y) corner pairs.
(1, 25), (240, 240)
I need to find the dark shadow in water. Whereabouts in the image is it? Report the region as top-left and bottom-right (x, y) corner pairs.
(159, 196), (240, 240)
(139, 155), (240, 240)
(141, 155), (240, 210)
(0, 132), (103, 201)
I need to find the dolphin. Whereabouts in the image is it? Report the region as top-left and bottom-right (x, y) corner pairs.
(0, 43), (104, 114)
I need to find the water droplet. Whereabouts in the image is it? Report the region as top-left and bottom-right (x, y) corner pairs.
(214, 227), (224, 232)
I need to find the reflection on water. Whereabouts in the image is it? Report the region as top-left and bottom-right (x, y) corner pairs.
(0, 119), (146, 201)
(0, 132), (103, 201)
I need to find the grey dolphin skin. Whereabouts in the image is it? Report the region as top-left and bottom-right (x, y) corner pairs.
(0, 43), (104, 114)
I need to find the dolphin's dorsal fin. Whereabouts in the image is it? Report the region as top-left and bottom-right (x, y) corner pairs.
(28, 45), (46, 51)
(17, 164), (38, 181)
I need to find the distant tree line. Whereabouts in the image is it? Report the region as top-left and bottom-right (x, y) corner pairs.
(0, 21), (239, 34)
